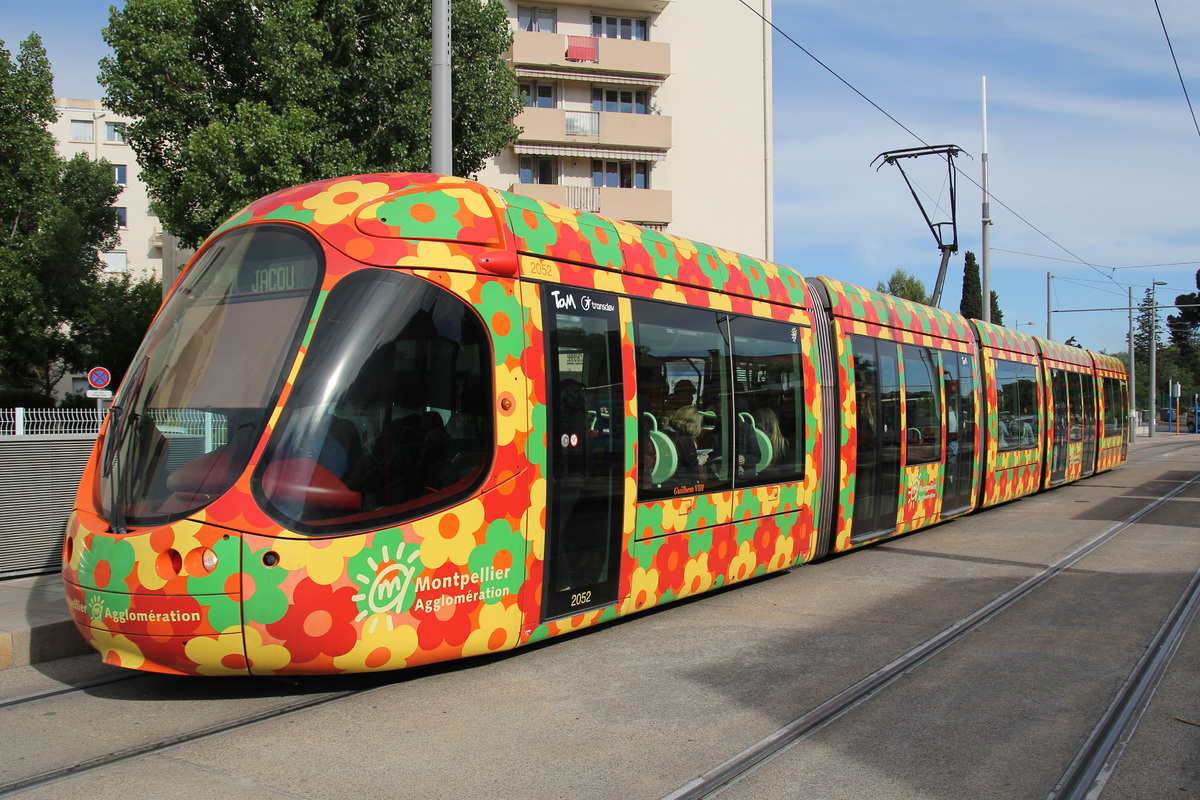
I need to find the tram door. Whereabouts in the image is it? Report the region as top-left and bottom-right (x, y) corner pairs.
(849, 335), (902, 538)
(1080, 374), (1096, 476)
(942, 351), (977, 514)
(542, 287), (626, 621)
(1049, 369), (1069, 485)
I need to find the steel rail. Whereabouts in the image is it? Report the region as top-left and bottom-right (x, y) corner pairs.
(661, 469), (1200, 800)
(1048, 556), (1200, 799)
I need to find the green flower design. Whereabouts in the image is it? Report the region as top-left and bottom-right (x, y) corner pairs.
(526, 402), (547, 465)
(738, 254), (772, 299)
(640, 229), (680, 279)
(577, 213), (623, 269)
(468, 519), (527, 600)
(477, 281), (524, 366)
(502, 193), (558, 254)
(185, 534), (246, 631)
(374, 191), (463, 239)
(695, 243), (730, 289)
(78, 535), (135, 593)
(264, 205), (316, 225)
(239, 540), (290, 626)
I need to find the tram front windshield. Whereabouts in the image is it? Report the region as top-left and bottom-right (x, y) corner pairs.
(97, 225), (322, 528)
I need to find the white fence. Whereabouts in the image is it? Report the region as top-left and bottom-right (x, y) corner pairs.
(0, 407), (230, 577)
(0, 407), (105, 436)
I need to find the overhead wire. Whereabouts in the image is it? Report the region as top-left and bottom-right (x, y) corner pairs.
(741, 0), (1183, 291)
(1153, 0), (1200, 143)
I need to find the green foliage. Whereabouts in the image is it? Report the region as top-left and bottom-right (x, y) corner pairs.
(959, 251), (983, 319)
(989, 290), (1004, 326)
(69, 273), (163, 392)
(0, 35), (123, 395)
(875, 268), (930, 305)
(102, 0), (523, 247)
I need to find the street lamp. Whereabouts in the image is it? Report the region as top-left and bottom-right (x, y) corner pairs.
(1150, 280), (1167, 438)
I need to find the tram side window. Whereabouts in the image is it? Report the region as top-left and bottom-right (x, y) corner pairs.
(994, 358), (1040, 451)
(255, 270), (494, 533)
(731, 317), (805, 485)
(901, 345), (941, 464)
(632, 299), (731, 500)
(1102, 376), (1125, 438)
(1067, 371), (1084, 442)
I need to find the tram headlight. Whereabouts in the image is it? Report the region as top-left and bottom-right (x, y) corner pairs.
(185, 547), (219, 576)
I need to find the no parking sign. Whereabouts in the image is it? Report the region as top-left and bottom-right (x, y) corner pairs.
(86, 367), (113, 400)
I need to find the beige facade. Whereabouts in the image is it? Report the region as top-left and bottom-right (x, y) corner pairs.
(49, 98), (176, 283)
(475, 0), (773, 260)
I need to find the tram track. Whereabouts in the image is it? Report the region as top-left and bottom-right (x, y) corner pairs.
(662, 463), (1200, 800)
(0, 681), (379, 797)
(0, 671), (140, 712)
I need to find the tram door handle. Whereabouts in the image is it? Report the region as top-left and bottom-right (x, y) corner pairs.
(766, 486), (781, 502)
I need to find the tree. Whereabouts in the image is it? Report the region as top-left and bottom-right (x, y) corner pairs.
(102, 0), (524, 247)
(68, 273), (163, 394)
(876, 268), (930, 304)
(990, 290), (1004, 326)
(960, 251), (983, 319)
(0, 35), (122, 394)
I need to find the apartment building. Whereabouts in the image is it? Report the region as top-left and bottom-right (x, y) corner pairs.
(475, 0), (774, 260)
(49, 98), (189, 283)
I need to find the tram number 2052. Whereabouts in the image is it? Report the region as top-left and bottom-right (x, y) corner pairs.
(570, 590), (593, 607)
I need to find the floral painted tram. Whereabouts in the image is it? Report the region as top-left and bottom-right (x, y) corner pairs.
(61, 173), (1129, 676)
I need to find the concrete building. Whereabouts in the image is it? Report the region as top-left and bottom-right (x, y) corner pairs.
(49, 98), (186, 283)
(475, 0), (774, 260)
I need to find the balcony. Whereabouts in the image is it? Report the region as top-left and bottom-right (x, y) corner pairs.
(510, 31), (670, 78)
(517, 107), (671, 150)
(552, 0), (671, 12)
(508, 183), (672, 226)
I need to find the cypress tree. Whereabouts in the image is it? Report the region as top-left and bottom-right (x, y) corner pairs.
(960, 251), (983, 319)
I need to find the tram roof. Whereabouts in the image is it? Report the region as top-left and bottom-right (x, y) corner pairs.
(816, 276), (975, 345)
(207, 173), (811, 311)
(1033, 336), (1094, 370)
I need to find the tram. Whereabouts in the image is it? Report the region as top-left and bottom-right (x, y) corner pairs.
(61, 173), (1129, 676)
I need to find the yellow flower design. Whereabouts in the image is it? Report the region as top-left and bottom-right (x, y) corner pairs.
(653, 282), (687, 304)
(303, 180), (389, 226)
(628, 565), (660, 611)
(334, 621), (419, 671)
(415, 500), (485, 568)
(89, 626), (147, 671)
(399, 240), (475, 272)
(770, 534), (796, 571)
(240, 626), (293, 674)
(680, 553), (714, 599)
(285, 535), (366, 586)
(462, 601), (521, 657)
(525, 477), (547, 562)
(592, 267), (625, 295)
(495, 362), (527, 447)
(728, 539), (757, 582)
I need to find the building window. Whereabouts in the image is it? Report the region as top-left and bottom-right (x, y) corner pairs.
(103, 251), (128, 273)
(115, 207), (128, 228)
(520, 155), (557, 185)
(592, 15), (648, 41)
(105, 122), (126, 143)
(518, 6), (556, 32)
(113, 164), (127, 186)
(592, 160), (649, 189)
(591, 87), (648, 114)
(519, 81), (556, 109)
(70, 119), (94, 142)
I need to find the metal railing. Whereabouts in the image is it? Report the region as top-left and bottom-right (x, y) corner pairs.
(0, 407), (230, 444)
(0, 407), (105, 436)
(565, 110), (600, 137)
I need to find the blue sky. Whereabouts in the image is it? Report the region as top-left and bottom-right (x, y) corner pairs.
(4, 0), (1199, 356)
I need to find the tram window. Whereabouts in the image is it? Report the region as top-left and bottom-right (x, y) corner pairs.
(254, 270), (493, 534)
(731, 317), (805, 485)
(994, 358), (1039, 451)
(1067, 371), (1084, 442)
(941, 349), (976, 512)
(1102, 376), (1124, 438)
(632, 299), (731, 500)
(901, 345), (941, 464)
